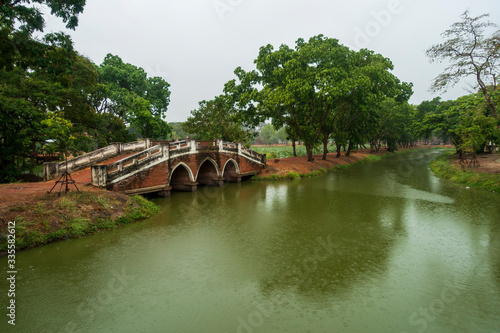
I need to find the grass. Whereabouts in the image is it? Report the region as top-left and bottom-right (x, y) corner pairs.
(254, 171), (302, 181)
(328, 154), (382, 172)
(252, 145), (336, 159)
(430, 153), (500, 193)
(253, 147), (449, 181)
(253, 154), (383, 181)
(0, 192), (160, 253)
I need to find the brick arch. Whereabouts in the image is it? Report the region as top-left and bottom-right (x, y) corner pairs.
(196, 158), (222, 186)
(169, 162), (195, 191)
(222, 159), (240, 183)
(94, 139), (266, 196)
(196, 157), (221, 179)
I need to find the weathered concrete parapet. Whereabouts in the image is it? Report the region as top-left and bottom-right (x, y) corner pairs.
(92, 165), (108, 188)
(89, 139), (267, 195)
(44, 139), (153, 181)
(485, 142), (497, 154)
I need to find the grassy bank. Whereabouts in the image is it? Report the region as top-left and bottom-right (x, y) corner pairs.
(253, 154), (382, 180)
(0, 191), (159, 253)
(252, 145), (336, 159)
(253, 146), (450, 181)
(430, 153), (500, 192)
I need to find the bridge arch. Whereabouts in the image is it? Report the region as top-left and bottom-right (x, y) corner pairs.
(223, 159), (240, 183)
(169, 163), (195, 191)
(196, 158), (222, 186)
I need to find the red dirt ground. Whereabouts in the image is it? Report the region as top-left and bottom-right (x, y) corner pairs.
(0, 154), (134, 212)
(447, 152), (500, 174)
(258, 145), (448, 177)
(1, 146), (498, 214)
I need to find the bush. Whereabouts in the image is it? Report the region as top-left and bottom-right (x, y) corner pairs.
(431, 153), (500, 192)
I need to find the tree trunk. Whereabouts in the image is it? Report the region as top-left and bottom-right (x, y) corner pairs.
(346, 141), (353, 157)
(336, 143), (342, 158)
(322, 137), (329, 160)
(306, 146), (314, 162)
(479, 83), (498, 119)
(292, 139), (296, 157)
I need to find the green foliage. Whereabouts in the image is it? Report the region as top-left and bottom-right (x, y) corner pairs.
(168, 122), (192, 140)
(0, 0), (86, 70)
(420, 92), (499, 155)
(182, 94), (255, 142)
(253, 171), (302, 181)
(0, 4), (172, 182)
(0, 193), (160, 252)
(41, 113), (76, 158)
(94, 54), (172, 140)
(253, 145), (335, 158)
(204, 35), (413, 161)
(253, 124), (287, 145)
(426, 10), (500, 119)
(431, 153), (500, 192)
(68, 219), (90, 237)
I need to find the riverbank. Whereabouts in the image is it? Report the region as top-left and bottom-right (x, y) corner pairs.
(0, 191), (158, 254)
(254, 145), (445, 180)
(430, 152), (500, 192)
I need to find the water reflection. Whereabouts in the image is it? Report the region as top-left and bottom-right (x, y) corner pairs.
(2, 151), (500, 333)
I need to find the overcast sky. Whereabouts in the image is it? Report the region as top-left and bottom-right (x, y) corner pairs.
(43, 0), (500, 122)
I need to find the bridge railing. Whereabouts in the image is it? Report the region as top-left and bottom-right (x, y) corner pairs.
(92, 139), (267, 188)
(218, 140), (266, 165)
(107, 145), (163, 175)
(240, 145), (267, 165)
(93, 144), (168, 187)
(196, 140), (217, 149)
(44, 139), (152, 181)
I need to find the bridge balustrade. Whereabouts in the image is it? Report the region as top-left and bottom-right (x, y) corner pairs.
(44, 139), (152, 181)
(91, 139), (267, 194)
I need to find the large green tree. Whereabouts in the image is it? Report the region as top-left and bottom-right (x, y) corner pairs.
(0, 0), (85, 70)
(0, 37), (97, 182)
(93, 54), (172, 140)
(426, 10), (500, 120)
(255, 36), (355, 161)
(421, 92), (498, 157)
(182, 94), (255, 142)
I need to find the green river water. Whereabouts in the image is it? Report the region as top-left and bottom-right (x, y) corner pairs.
(1, 150), (500, 333)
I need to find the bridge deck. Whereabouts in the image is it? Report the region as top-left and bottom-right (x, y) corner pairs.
(0, 153), (138, 210)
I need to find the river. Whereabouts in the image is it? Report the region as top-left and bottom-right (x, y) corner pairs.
(1, 150), (500, 333)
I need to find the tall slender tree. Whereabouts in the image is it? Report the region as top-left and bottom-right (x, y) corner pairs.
(426, 10), (500, 120)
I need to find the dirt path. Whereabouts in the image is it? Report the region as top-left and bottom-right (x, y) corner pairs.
(258, 146), (443, 177)
(260, 146), (500, 177)
(0, 154), (134, 211)
(2, 146), (497, 213)
(448, 153), (500, 174)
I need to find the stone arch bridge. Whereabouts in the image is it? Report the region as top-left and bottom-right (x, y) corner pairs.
(91, 140), (266, 196)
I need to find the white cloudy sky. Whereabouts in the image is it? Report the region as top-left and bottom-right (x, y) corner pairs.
(43, 0), (500, 122)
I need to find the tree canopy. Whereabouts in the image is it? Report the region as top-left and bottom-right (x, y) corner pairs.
(182, 35), (414, 161)
(0, 0), (86, 70)
(426, 10), (500, 119)
(182, 94), (255, 142)
(0, 3), (173, 183)
(94, 54), (172, 140)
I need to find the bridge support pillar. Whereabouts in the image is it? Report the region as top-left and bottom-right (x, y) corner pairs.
(225, 175), (242, 183)
(170, 182), (198, 192)
(158, 186), (172, 197)
(92, 165), (108, 188)
(215, 177), (225, 187)
(184, 182), (198, 192)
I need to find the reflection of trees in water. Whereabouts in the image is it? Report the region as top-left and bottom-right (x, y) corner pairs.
(256, 189), (408, 301)
(488, 222), (500, 288)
